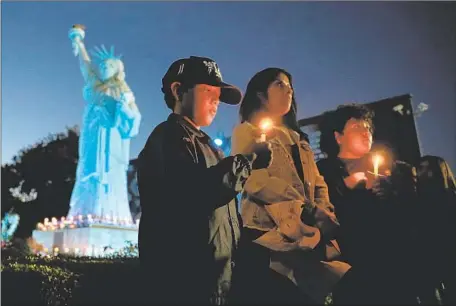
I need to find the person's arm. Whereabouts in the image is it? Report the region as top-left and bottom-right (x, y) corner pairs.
(317, 159), (370, 230)
(139, 123), (253, 216)
(307, 149), (334, 212)
(231, 124), (304, 204)
(317, 159), (361, 206)
(68, 26), (96, 83)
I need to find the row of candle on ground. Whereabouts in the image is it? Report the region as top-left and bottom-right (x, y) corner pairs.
(39, 246), (122, 257)
(36, 215), (140, 231)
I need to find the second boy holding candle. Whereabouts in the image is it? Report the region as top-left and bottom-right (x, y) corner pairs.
(317, 103), (418, 304)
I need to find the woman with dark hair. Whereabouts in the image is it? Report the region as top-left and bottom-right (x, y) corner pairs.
(230, 68), (350, 304)
(416, 155), (456, 305)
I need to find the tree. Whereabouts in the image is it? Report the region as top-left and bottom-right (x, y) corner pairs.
(3, 126), (80, 238)
(1, 165), (22, 217)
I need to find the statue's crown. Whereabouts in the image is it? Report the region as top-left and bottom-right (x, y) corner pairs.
(90, 44), (122, 64)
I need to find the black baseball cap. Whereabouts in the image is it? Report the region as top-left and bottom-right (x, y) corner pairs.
(161, 56), (242, 105)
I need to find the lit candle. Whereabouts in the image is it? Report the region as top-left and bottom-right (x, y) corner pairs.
(259, 118), (273, 142)
(372, 154), (383, 177)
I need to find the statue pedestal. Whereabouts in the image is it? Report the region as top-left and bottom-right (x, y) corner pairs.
(33, 224), (138, 257)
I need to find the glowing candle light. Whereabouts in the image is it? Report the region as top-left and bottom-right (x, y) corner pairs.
(372, 154), (384, 177)
(259, 118), (273, 142)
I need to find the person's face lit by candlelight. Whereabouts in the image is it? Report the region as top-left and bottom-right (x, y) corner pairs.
(239, 67), (303, 144)
(335, 118), (373, 159)
(253, 73), (293, 121)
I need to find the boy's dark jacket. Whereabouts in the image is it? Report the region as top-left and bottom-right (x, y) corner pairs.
(137, 113), (250, 303)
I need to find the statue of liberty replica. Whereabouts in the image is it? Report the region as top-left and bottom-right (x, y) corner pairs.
(67, 25), (141, 224)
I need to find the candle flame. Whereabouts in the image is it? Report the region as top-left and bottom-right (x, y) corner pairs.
(372, 154), (384, 176)
(259, 118), (273, 132)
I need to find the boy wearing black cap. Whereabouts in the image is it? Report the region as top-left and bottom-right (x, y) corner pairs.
(137, 56), (272, 305)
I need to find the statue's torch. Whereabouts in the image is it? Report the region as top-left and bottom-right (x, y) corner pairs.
(69, 24), (86, 57)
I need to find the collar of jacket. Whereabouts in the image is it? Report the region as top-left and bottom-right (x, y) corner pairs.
(167, 113), (207, 138)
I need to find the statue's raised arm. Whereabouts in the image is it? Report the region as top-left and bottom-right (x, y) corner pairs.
(69, 24), (95, 83)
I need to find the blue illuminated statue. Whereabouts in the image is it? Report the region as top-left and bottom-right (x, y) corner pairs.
(1, 209), (20, 243)
(67, 25), (141, 224)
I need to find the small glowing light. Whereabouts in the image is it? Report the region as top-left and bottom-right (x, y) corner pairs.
(51, 217), (58, 225)
(372, 154), (384, 177)
(54, 247), (59, 254)
(61, 216), (66, 221)
(78, 215), (83, 221)
(259, 118), (273, 131)
(259, 118), (273, 142)
(43, 248), (49, 253)
(64, 248), (69, 253)
(59, 223), (65, 229)
(44, 218), (49, 224)
(74, 248), (79, 254)
(214, 138), (223, 146)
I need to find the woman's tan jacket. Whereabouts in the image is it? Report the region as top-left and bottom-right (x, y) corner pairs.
(231, 122), (351, 303)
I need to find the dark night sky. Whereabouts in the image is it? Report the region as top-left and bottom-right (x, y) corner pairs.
(2, 2), (455, 169)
